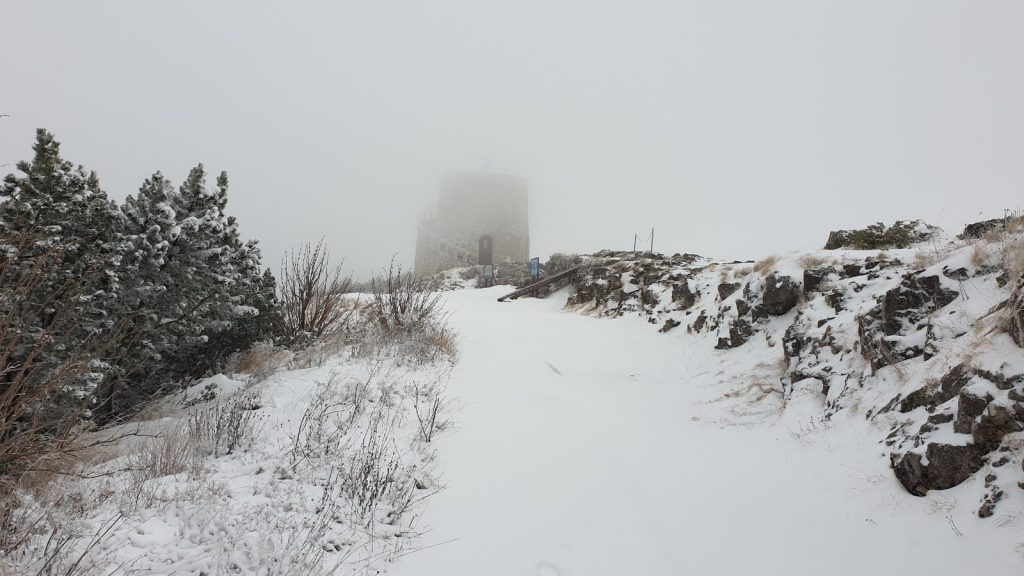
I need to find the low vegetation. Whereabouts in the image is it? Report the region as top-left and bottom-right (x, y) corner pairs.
(0, 130), (458, 573)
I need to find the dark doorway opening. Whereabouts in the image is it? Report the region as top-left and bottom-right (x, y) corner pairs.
(478, 234), (494, 266)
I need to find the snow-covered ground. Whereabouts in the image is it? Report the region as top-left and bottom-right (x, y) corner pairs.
(390, 286), (1022, 576)
(7, 228), (1023, 575)
(2, 330), (456, 575)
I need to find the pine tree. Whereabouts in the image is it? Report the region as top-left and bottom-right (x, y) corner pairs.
(0, 129), (127, 397)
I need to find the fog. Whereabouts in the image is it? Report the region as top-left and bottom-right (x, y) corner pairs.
(2, 1), (1022, 278)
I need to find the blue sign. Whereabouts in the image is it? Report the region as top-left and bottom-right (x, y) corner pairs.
(529, 257), (540, 281)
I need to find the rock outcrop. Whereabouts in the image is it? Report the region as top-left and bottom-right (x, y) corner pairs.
(823, 220), (937, 250)
(858, 272), (959, 370)
(557, 218), (1024, 516)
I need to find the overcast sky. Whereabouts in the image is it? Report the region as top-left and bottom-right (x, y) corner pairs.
(2, 1), (1022, 278)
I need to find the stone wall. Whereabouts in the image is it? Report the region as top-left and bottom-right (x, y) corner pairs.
(414, 172), (530, 275)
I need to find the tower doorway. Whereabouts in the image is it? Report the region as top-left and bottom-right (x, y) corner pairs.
(478, 234), (494, 266)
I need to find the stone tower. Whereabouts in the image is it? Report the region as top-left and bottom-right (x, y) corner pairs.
(414, 172), (529, 275)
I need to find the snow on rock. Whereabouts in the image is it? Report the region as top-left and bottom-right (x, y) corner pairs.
(554, 222), (1024, 522)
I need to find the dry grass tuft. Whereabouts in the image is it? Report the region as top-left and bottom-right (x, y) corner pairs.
(1003, 237), (1024, 282)
(798, 254), (828, 269)
(971, 243), (994, 268)
(912, 249), (940, 270)
(225, 340), (293, 382)
(753, 255), (780, 275)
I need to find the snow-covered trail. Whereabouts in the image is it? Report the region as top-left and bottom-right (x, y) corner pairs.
(392, 287), (1021, 576)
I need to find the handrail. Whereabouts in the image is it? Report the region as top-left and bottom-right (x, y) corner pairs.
(497, 266), (583, 302)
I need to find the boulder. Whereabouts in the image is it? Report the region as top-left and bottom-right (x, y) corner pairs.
(754, 274), (800, 318)
(959, 218), (1005, 240)
(892, 443), (985, 496)
(973, 404), (1024, 452)
(715, 318), (754, 350)
(953, 392), (990, 434)
(671, 278), (697, 310)
(717, 282), (740, 300)
(803, 267), (832, 294)
(898, 364), (996, 414)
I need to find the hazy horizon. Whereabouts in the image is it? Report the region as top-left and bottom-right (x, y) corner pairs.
(3, 1), (1022, 279)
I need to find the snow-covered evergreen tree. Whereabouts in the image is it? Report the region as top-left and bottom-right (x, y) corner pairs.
(2, 129), (281, 424)
(0, 129), (127, 396)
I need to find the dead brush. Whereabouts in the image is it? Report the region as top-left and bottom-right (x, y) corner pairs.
(369, 258), (444, 334)
(752, 255), (779, 275)
(188, 391), (265, 457)
(120, 422), (220, 513)
(340, 406), (402, 522)
(798, 254), (828, 269)
(225, 340), (292, 382)
(1001, 237), (1024, 283)
(290, 374), (346, 466)
(912, 249), (939, 270)
(971, 242), (994, 268)
(412, 380), (448, 443)
(279, 238), (355, 346)
(1007, 276), (1024, 345)
(362, 320), (459, 365)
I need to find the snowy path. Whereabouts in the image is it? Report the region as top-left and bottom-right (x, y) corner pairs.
(391, 287), (1021, 576)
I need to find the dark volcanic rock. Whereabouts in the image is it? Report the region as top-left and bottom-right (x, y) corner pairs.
(755, 274), (800, 318)
(973, 405), (1024, 452)
(803, 267), (832, 294)
(717, 282), (740, 300)
(858, 272), (959, 369)
(899, 364), (981, 413)
(715, 318), (754, 349)
(954, 392), (991, 434)
(735, 299), (750, 318)
(824, 230), (850, 250)
(692, 311), (708, 332)
(959, 218), (1005, 240)
(893, 443), (985, 496)
(659, 318), (681, 333)
(671, 279), (698, 310)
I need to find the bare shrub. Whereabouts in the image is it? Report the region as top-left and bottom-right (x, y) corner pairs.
(412, 381), (447, 443)
(279, 239), (354, 346)
(1002, 237), (1024, 283)
(341, 408), (401, 521)
(290, 373), (354, 466)
(188, 391), (265, 457)
(971, 243), (993, 268)
(912, 249), (940, 270)
(224, 340), (292, 382)
(369, 259), (444, 334)
(120, 423), (207, 513)
(1005, 208), (1024, 235)
(798, 254), (827, 269)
